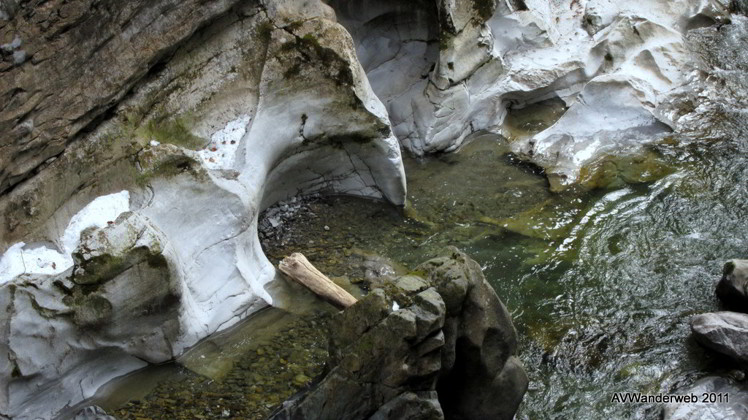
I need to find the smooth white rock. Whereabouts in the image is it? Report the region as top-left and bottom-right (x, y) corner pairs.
(0, 191), (130, 284)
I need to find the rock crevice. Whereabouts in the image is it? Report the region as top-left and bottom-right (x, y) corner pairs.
(270, 248), (528, 420)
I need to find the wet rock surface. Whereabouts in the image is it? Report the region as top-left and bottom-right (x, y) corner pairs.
(680, 260), (748, 418)
(717, 260), (748, 309)
(0, 212), (179, 420)
(73, 405), (117, 420)
(662, 376), (748, 420)
(692, 312), (748, 365)
(1, 0), (745, 419)
(270, 248), (527, 420)
(0, 1), (408, 417)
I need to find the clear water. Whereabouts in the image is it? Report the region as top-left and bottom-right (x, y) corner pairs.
(102, 18), (748, 420)
(258, 17), (748, 412)
(258, 132), (746, 419)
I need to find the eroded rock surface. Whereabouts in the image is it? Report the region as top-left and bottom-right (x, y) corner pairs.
(0, 1), (406, 418)
(717, 259), (748, 309)
(0, 0), (244, 194)
(270, 248), (527, 420)
(663, 376), (748, 420)
(691, 311), (748, 364)
(332, 0), (732, 189)
(1, 0), (737, 418)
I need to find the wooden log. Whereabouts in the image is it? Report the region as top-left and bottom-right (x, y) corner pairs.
(278, 253), (358, 309)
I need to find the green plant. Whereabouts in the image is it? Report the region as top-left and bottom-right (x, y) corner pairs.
(472, 0), (495, 21)
(257, 21), (274, 43)
(141, 117), (205, 150)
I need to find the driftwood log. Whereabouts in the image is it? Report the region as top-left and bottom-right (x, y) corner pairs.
(278, 253), (357, 309)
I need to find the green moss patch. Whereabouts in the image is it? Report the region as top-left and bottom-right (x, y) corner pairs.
(140, 116), (205, 150)
(472, 0), (496, 22)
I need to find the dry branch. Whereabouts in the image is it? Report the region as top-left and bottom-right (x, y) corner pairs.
(278, 252), (357, 309)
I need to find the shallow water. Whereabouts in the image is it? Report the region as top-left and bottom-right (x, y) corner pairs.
(100, 123), (748, 420)
(261, 133), (748, 420)
(102, 18), (748, 420)
(105, 126), (748, 420)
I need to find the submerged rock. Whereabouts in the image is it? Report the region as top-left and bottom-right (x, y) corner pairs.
(270, 248), (527, 420)
(717, 260), (748, 310)
(73, 405), (117, 420)
(0, 0), (735, 418)
(691, 312), (748, 364)
(0, 1), (407, 418)
(662, 376), (748, 420)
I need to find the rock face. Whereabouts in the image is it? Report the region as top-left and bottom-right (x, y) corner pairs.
(0, 0), (734, 418)
(73, 406), (117, 420)
(333, 0), (731, 189)
(691, 312), (748, 364)
(717, 260), (748, 309)
(0, 1), (406, 418)
(270, 248), (528, 420)
(0, 0), (244, 194)
(662, 376), (748, 420)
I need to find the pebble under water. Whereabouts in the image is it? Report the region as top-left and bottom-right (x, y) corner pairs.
(102, 127), (748, 420)
(101, 18), (748, 420)
(256, 132), (748, 420)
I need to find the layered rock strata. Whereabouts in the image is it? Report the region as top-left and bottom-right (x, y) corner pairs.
(0, 1), (405, 418)
(332, 0), (732, 190)
(0, 0), (739, 418)
(271, 248), (528, 420)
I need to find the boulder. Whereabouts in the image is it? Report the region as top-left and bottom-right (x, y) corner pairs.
(0, 212), (180, 420)
(716, 260), (748, 310)
(691, 312), (748, 364)
(270, 248), (527, 420)
(663, 376), (748, 420)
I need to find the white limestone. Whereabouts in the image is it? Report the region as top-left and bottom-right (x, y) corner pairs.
(341, 0), (730, 188)
(198, 114), (251, 170)
(0, 3), (408, 418)
(0, 191), (130, 284)
(0, 1), (735, 418)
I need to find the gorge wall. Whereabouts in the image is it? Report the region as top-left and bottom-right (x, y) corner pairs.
(0, 0), (736, 418)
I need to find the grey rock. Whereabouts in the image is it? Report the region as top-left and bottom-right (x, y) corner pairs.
(734, 0), (748, 15)
(0, 213), (180, 420)
(691, 312), (748, 364)
(369, 391), (444, 420)
(12, 49), (25, 64)
(0, 2), (410, 416)
(0, 0), (245, 194)
(662, 376), (748, 420)
(716, 260), (748, 310)
(270, 248), (527, 420)
(419, 248), (528, 420)
(395, 275), (429, 294)
(73, 405), (117, 420)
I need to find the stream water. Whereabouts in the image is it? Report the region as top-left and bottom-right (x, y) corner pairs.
(98, 17), (748, 420)
(257, 132), (748, 420)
